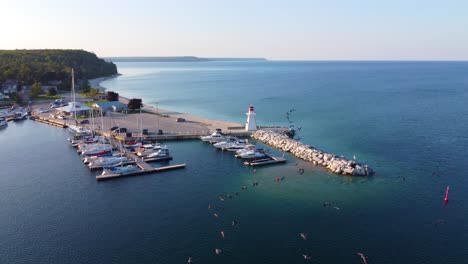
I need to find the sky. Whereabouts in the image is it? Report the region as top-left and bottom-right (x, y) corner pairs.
(1, 0), (468, 60)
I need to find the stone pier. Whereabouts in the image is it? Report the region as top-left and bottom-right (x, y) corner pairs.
(251, 130), (374, 176)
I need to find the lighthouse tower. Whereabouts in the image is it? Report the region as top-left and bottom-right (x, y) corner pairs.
(245, 105), (258, 131)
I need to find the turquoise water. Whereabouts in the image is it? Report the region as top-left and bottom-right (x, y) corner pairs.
(1, 61), (467, 263)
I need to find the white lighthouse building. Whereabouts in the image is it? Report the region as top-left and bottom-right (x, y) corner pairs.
(245, 105), (258, 131)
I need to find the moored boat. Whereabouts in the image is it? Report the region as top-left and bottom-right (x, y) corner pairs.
(101, 165), (137, 175)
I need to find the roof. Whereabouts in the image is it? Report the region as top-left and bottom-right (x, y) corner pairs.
(56, 102), (92, 113)
(92, 101), (126, 109)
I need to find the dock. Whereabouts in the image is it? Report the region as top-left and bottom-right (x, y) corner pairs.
(243, 156), (287, 166)
(96, 163), (186, 181)
(32, 116), (68, 128)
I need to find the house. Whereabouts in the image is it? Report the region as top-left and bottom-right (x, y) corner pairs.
(41, 85), (58, 94)
(92, 101), (127, 112)
(1, 80), (19, 95)
(56, 102), (92, 117)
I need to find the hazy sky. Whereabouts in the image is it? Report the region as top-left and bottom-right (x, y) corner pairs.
(1, 0), (467, 60)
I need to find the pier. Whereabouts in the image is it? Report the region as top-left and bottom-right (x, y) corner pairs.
(251, 130), (374, 176)
(31, 116), (68, 128)
(96, 163), (186, 181)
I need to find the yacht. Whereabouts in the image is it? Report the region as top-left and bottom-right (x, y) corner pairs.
(88, 156), (129, 167)
(212, 137), (238, 149)
(200, 131), (225, 143)
(145, 147), (170, 159)
(14, 110), (28, 121)
(101, 165), (137, 175)
(236, 149), (266, 159)
(68, 125), (92, 136)
(224, 140), (251, 151)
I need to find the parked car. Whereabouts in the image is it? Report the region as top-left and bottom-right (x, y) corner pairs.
(112, 127), (127, 133)
(80, 120), (90, 124)
(176, 118), (186, 122)
(109, 126), (119, 131)
(57, 115), (66, 120)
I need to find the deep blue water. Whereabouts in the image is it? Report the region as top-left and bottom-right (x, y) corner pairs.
(1, 61), (467, 263)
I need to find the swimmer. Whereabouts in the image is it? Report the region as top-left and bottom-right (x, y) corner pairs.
(299, 233), (307, 240)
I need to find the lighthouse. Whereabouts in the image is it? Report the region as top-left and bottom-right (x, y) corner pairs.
(245, 105), (257, 131)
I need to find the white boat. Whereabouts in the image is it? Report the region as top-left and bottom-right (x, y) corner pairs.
(235, 145), (257, 155)
(212, 137), (238, 149)
(68, 125), (92, 136)
(88, 156), (128, 167)
(0, 119), (7, 129)
(101, 165), (137, 175)
(80, 145), (113, 156)
(66, 69), (92, 136)
(14, 110), (28, 121)
(146, 147), (170, 159)
(124, 140), (142, 148)
(236, 149), (266, 159)
(224, 140), (250, 151)
(200, 131), (226, 143)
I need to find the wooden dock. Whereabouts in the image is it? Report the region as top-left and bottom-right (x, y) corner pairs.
(96, 163), (186, 181)
(32, 116), (68, 128)
(243, 156), (287, 166)
(143, 156), (173, 162)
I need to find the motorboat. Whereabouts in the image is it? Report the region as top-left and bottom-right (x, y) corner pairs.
(68, 125), (92, 136)
(235, 145), (257, 155)
(135, 143), (162, 156)
(88, 156), (129, 167)
(124, 140), (142, 148)
(145, 147), (170, 159)
(101, 165), (137, 175)
(224, 140), (251, 151)
(200, 131), (226, 143)
(236, 149), (266, 159)
(80, 144), (113, 156)
(212, 137), (239, 149)
(14, 110), (28, 121)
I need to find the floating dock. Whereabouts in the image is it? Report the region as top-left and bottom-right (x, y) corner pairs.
(243, 156), (287, 166)
(32, 116), (68, 128)
(96, 163), (186, 181)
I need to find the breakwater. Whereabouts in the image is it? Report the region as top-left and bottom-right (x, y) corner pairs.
(251, 130), (374, 176)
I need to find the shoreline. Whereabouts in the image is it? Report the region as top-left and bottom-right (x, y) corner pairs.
(90, 75), (246, 133)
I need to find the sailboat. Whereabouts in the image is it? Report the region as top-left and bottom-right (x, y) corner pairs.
(101, 141), (137, 175)
(67, 68), (92, 135)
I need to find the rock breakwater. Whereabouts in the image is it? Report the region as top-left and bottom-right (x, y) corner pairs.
(251, 130), (374, 176)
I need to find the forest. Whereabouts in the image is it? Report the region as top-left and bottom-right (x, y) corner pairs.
(0, 49), (117, 88)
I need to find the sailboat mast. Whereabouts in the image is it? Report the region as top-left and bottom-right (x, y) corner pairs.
(71, 68), (77, 121)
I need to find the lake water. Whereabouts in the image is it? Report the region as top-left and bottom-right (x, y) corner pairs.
(1, 61), (467, 263)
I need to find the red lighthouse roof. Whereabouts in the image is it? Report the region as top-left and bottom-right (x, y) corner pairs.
(249, 105), (255, 112)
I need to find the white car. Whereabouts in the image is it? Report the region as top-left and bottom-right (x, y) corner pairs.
(57, 115), (66, 120)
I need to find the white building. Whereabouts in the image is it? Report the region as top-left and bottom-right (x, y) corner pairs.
(245, 105), (258, 131)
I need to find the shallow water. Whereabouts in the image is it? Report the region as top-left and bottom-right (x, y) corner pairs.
(0, 61), (467, 263)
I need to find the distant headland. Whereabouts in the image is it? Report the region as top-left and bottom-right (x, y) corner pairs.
(105, 56), (267, 62)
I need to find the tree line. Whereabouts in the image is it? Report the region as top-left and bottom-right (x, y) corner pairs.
(0, 49), (117, 89)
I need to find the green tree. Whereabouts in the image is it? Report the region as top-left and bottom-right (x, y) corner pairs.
(30, 82), (43, 98)
(81, 79), (91, 93)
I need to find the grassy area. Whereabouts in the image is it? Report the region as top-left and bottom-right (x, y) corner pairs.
(80, 88), (100, 99)
(0, 101), (14, 107)
(38, 94), (62, 100)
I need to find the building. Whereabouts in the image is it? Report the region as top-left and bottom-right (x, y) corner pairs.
(1, 80), (19, 95)
(92, 93), (107, 101)
(92, 101), (127, 112)
(56, 102), (92, 117)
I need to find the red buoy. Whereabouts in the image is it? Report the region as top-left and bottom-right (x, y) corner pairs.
(444, 186), (450, 202)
